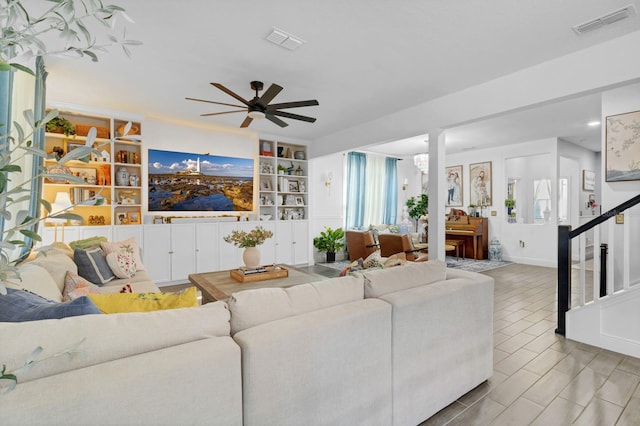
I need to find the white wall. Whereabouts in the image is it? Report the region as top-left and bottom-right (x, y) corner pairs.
(447, 138), (560, 267)
(308, 151), (345, 262)
(601, 83), (640, 288)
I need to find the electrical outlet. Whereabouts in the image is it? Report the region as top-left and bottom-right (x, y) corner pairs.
(519, 240), (525, 248)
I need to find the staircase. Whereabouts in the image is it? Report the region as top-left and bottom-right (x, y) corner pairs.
(556, 194), (640, 358)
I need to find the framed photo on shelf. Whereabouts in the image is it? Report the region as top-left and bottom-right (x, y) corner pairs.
(127, 211), (141, 225)
(260, 178), (272, 191)
(445, 165), (463, 207)
(287, 180), (299, 192)
(116, 212), (129, 225)
(295, 196), (304, 206)
(606, 109), (640, 182)
(582, 170), (595, 191)
(469, 161), (492, 206)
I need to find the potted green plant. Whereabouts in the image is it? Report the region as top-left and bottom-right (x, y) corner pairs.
(505, 198), (515, 215)
(46, 117), (76, 136)
(405, 194), (428, 231)
(313, 226), (345, 263)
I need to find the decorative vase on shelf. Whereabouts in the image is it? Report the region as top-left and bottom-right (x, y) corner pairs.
(243, 247), (261, 268)
(116, 167), (129, 186)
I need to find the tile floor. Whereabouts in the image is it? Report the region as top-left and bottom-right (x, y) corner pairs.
(419, 263), (640, 426)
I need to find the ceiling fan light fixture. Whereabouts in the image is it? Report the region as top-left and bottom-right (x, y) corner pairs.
(248, 110), (266, 119)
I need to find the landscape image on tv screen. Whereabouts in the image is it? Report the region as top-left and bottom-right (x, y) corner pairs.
(148, 149), (254, 212)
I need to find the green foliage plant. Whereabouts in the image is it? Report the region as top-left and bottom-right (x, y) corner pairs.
(45, 117), (75, 136)
(313, 226), (345, 254)
(405, 193), (428, 220)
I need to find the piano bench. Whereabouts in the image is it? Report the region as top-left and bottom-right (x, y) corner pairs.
(445, 239), (465, 260)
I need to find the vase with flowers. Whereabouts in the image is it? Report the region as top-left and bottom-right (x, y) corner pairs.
(224, 226), (274, 268)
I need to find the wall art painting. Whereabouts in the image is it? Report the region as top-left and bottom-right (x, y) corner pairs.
(469, 161), (492, 207)
(148, 149), (254, 211)
(445, 165), (463, 207)
(606, 109), (640, 182)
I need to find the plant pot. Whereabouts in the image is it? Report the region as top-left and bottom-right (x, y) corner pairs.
(326, 252), (336, 263)
(243, 247), (261, 268)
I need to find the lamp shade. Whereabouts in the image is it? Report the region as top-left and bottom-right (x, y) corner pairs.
(47, 192), (73, 223)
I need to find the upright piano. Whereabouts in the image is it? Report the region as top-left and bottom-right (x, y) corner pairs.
(445, 217), (488, 260)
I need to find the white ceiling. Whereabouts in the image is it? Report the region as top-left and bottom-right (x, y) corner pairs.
(42, 0), (640, 157)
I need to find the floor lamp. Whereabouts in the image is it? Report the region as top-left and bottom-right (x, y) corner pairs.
(47, 192), (73, 242)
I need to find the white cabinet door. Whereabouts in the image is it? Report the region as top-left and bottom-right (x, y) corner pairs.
(275, 222), (294, 265)
(142, 225), (172, 283)
(113, 225), (143, 245)
(79, 226), (112, 241)
(219, 221), (242, 269)
(195, 223), (219, 272)
(170, 223), (196, 281)
(292, 221), (309, 265)
(38, 226), (79, 247)
(258, 221), (277, 265)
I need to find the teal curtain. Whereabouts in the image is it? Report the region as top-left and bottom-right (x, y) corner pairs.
(345, 152), (366, 229)
(0, 64), (14, 237)
(383, 157), (398, 224)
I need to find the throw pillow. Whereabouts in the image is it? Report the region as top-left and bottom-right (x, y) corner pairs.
(383, 252), (408, 268)
(63, 271), (102, 301)
(69, 236), (108, 251)
(88, 287), (198, 314)
(74, 247), (115, 285)
(105, 250), (136, 279)
(0, 288), (101, 322)
(339, 258), (365, 277)
(363, 250), (383, 269)
(100, 238), (145, 271)
(63, 272), (135, 301)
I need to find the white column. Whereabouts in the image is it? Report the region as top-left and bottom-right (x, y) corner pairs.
(427, 129), (446, 261)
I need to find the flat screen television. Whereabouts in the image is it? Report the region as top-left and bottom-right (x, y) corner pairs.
(148, 149), (254, 212)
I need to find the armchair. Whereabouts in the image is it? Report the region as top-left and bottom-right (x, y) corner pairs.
(378, 234), (428, 262)
(345, 230), (379, 261)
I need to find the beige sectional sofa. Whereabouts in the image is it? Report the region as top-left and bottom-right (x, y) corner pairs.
(0, 254), (493, 426)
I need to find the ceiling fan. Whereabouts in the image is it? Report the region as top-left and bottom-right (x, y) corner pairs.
(186, 81), (319, 128)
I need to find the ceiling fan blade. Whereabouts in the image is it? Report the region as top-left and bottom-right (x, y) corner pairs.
(240, 116), (253, 128)
(267, 100), (319, 110)
(265, 114), (289, 128)
(271, 110), (316, 123)
(258, 83), (283, 106)
(186, 97), (246, 109)
(211, 83), (250, 106)
(200, 109), (246, 117)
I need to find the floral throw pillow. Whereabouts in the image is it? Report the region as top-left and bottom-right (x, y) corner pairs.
(63, 271), (102, 301)
(100, 238), (145, 271)
(106, 250), (137, 279)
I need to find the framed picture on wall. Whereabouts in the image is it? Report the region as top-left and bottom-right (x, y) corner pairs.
(606, 109), (640, 182)
(469, 161), (492, 206)
(445, 165), (463, 207)
(582, 170), (595, 191)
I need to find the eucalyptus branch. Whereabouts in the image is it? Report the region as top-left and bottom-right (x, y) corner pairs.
(1, 338), (86, 394)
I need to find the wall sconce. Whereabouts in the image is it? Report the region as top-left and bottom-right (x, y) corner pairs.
(323, 172), (333, 196)
(402, 178), (409, 191)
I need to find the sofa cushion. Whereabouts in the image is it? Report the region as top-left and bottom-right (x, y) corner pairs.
(63, 270), (102, 300)
(363, 250), (383, 268)
(0, 288), (101, 322)
(88, 287), (198, 313)
(105, 250), (136, 279)
(100, 238), (145, 271)
(26, 248), (78, 294)
(228, 274), (364, 334)
(6, 263), (62, 302)
(363, 259), (447, 298)
(74, 247), (115, 285)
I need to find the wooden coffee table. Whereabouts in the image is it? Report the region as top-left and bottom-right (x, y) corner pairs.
(189, 265), (327, 303)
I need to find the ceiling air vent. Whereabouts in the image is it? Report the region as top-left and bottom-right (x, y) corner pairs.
(573, 5), (636, 34)
(265, 27), (305, 51)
